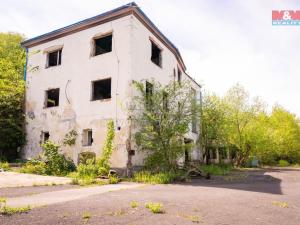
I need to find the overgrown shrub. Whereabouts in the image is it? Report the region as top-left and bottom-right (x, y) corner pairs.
(96, 120), (115, 170)
(199, 164), (232, 176)
(41, 141), (75, 176)
(77, 159), (98, 179)
(145, 202), (165, 214)
(278, 159), (290, 167)
(133, 171), (181, 184)
(0, 161), (10, 171)
(20, 160), (47, 175)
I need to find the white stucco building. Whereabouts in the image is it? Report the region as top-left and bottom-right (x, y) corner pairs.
(21, 2), (201, 172)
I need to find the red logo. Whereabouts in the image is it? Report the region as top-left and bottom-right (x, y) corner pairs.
(272, 10), (300, 20)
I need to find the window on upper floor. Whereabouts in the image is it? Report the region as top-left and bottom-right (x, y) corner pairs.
(93, 34), (112, 56)
(151, 41), (162, 67)
(82, 129), (93, 146)
(91, 78), (111, 101)
(45, 88), (60, 108)
(47, 49), (62, 67)
(177, 67), (182, 84)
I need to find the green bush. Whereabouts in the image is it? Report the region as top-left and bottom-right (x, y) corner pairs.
(0, 162), (10, 171)
(20, 161), (47, 175)
(199, 164), (232, 176)
(41, 141), (75, 176)
(278, 159), (290, 167)
(77, 159), (98, 179)
(133, 171), (181, 184)
(108, 175), (119, 184)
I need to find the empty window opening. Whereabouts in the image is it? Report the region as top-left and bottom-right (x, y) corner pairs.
(41, 131), (50, 143)
(177, 67), (182, 84)
(163, 92), (168, 111)
(94, 34), (112, 56)
(151, 41), (162, 67)
(146, 81), (153, 106)
(82, 129), (93, 146)
(45, 88), (59, 108)
(92, 78), (111, 100)
(47, 49), (62, 67)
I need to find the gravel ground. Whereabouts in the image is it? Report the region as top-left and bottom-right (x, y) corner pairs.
(1, 168), (299, 225)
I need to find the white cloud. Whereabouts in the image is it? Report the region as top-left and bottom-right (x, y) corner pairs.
(0, 0), (299, 116)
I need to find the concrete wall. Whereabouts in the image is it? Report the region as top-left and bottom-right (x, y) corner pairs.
(24, 16), (133, 168)
(24, 14), (201, 169)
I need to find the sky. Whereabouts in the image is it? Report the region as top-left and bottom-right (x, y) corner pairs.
(1, 0), (299, 116)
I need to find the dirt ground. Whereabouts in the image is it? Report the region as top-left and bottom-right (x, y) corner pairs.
(1, 168), (300, 225)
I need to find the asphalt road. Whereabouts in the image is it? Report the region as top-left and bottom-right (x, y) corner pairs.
(1, 168), (300, 225)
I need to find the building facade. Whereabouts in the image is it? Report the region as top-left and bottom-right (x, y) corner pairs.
(21, 3), (202, 171)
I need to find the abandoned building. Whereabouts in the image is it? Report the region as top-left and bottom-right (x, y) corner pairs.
(21, 2), (202, 170)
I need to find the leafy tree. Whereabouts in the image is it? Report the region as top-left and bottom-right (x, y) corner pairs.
(200, 92), (226, 164)
(132, 80), (197, 171)
(0, 33), (26, 160)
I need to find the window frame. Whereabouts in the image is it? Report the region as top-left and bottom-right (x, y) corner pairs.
(46, 49), (62, 68)
(150, 40), (163, 68)
(44, 88), (60, 108)
(92, 33), (113, 57)
(91, 78), (112, 101)
(82, 129), (93, 147)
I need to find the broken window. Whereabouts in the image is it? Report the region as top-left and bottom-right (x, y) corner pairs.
(42, 131), (50, 142)
(45, 88), (59, 108)
(47, 49), (62, 67)
(163, 92), (168, 111)
(82, 129), (93, 146)
(146, 81), (153, 107)
(92, 78), (111, 100)
(151, 41), (162, 67)
(93, 34), (112, 56)
(177, 67), (182, 84)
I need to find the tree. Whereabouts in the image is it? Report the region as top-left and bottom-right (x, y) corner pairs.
(200, 92), (226, 164)
(223, 84), (264, 166)
(0, 32), (26, 160)
(132, 80), (197, 171)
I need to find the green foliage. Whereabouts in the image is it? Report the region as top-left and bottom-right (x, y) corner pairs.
(133, 171), (181, 184)
(20, 160), (47, 175)
(278, 160), (290, 167)
(132, 80), (197, 170)
(77, 159), (98, 179)
(0, 161), (10, 171)
(78, 152), (96, 165)
(0, 205), (31, 215)
(201, 84), (300, 166)
(63, 130), (78, 146)
(41, 141), (76, 176)
(199, 164), (232, 176)
(130, 201), (138, 208)
(108, 175), (119, 184)
(145, 202), (165, 214)
(97, 120), (115, 170)
(0, 32), (26, 160)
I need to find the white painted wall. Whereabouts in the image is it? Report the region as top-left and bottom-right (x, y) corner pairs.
(24, 14), (201, 169)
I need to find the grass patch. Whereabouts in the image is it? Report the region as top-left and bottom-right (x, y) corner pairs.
(145, 202), (165, 214)
(0, 205), (31, 215)
(133, 171), (181, 184)
(179, 214), (201, 223)
(199, 164), (232, 176)
(272, 201), (288, 208)
(82, 211), (91, 219)
(130, 201), (138, 208)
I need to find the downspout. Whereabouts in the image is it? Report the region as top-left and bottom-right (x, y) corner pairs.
(24, 48), (28, 81)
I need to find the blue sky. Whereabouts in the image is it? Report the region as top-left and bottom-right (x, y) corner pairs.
(1, 0), (300, 116)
